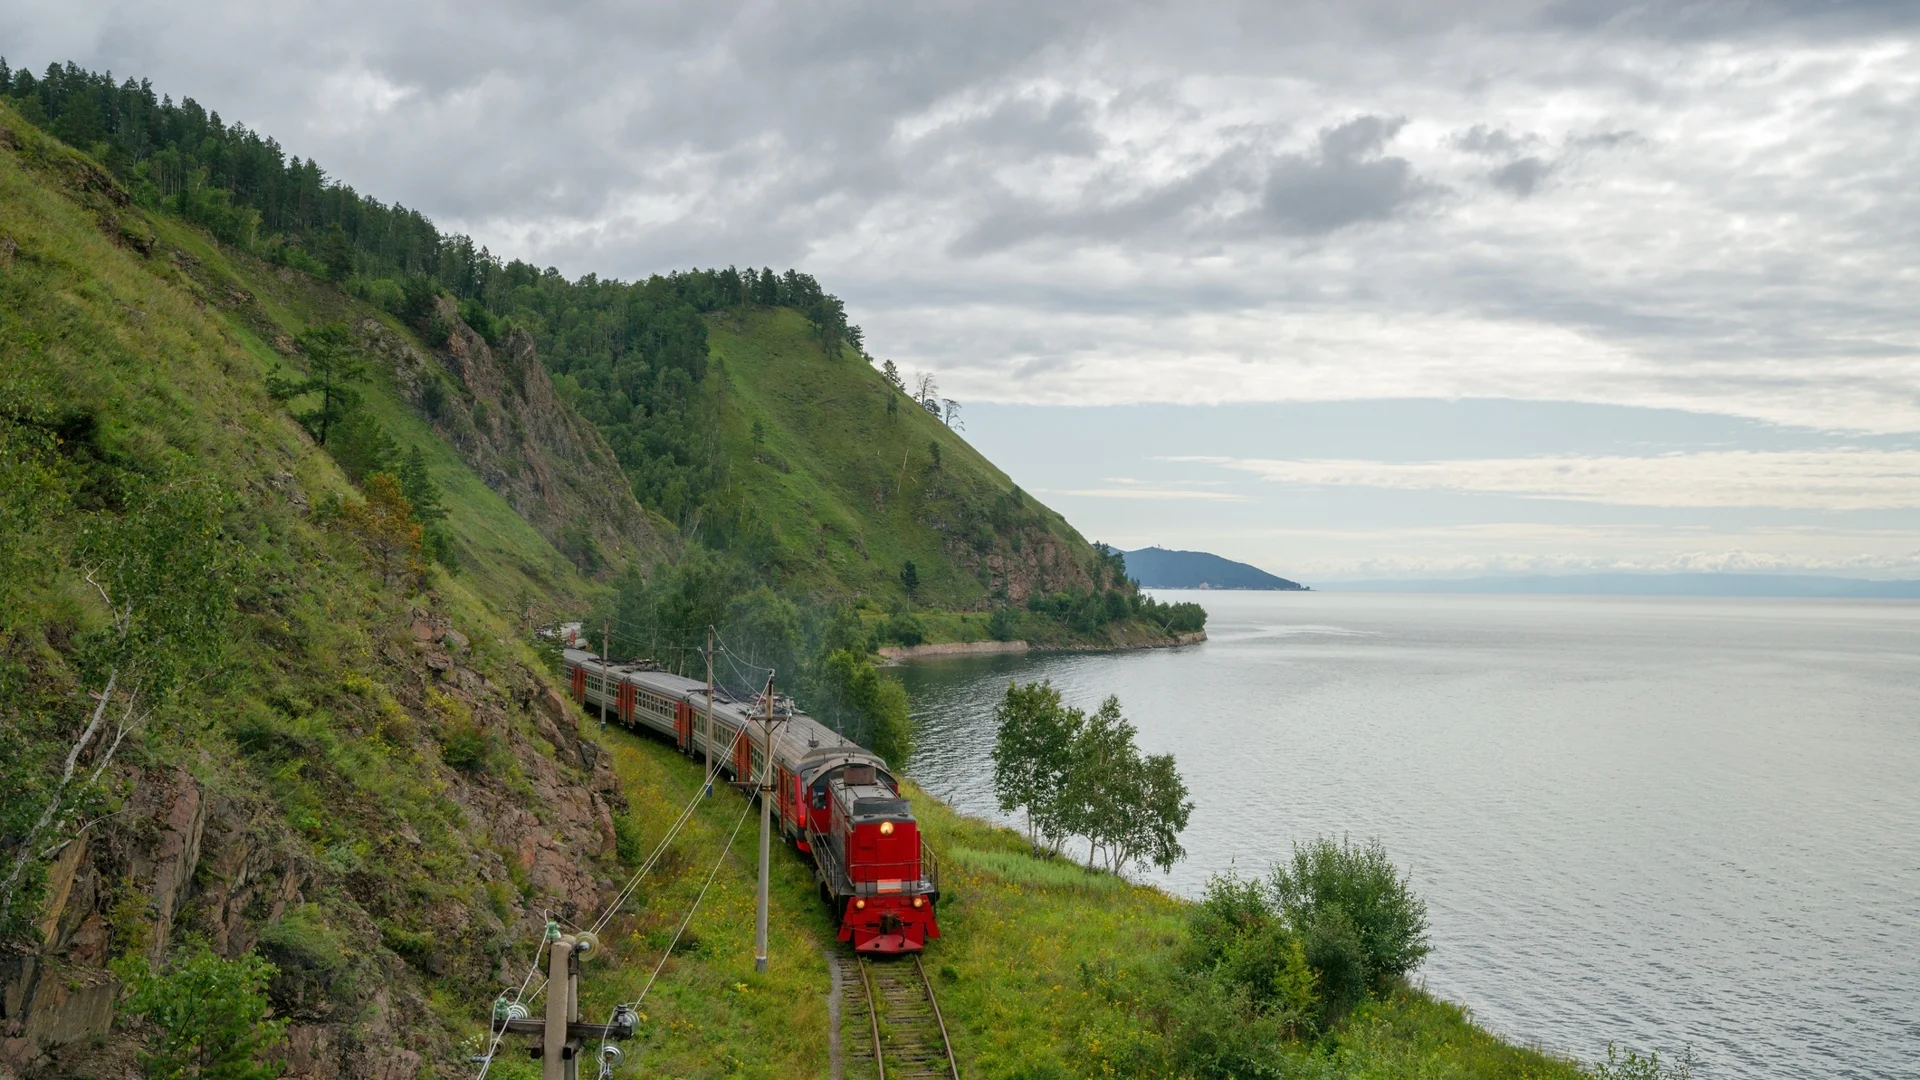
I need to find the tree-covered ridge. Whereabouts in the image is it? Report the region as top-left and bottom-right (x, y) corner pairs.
(1, 56), (1197, 647)
(0, 59), (861, 533)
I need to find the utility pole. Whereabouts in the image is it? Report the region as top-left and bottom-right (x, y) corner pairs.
(754, 672), (783, 974)
(704, 626), (715, 798)
(600, 617), (612, 725)
(489, 922), (633, 1080)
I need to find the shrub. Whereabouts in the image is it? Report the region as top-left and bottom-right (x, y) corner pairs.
(112, 940), (287, 1080)
(1593, 1045), (1697, 1080)
(256, 904), (352, 1013)
(988, 606), (1019, 642)
(1299, 904), (1367, 1023)
(1269, 837), (1429, 994)
(440, 722), (492, 772)
(1189, 873), (1320, 1034)
(612, 811), (645, 865)
(882, 612), (925, 647)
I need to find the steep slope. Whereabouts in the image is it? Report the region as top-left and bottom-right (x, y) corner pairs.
(0, 103), (627, 1075)
(703, 308), (1103, 608)
(363, 295), (674, 578)
(106, 210), (644, 614)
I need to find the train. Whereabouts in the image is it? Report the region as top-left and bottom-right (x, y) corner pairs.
(561, 648), (941, 954)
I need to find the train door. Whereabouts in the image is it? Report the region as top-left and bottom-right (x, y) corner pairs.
(569, 665), (586, 703)
(674, 701), (692, 752)
(732, 725), (752, 780)
(617, 682), (635, 725)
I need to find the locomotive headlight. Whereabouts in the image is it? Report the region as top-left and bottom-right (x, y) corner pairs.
(912, 896), (924, 909)
(879, 821), (895, 835)
(854, 898), (866, 910)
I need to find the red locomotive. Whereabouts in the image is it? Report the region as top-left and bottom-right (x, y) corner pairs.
(562, 649), (940, 954)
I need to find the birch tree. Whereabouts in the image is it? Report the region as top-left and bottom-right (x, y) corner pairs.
(0, 474), (239, 928)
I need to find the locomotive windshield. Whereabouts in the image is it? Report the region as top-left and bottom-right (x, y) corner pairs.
(851, 797), (910, 820)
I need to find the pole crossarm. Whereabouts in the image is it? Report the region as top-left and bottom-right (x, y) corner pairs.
(491, 1016), (637, 1041)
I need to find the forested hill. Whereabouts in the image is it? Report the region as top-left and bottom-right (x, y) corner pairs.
(0, 58), (1192, 647)
(1123, 547), (1305, 590)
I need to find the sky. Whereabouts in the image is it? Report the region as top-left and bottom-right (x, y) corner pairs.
(7, 1), (1919, 580)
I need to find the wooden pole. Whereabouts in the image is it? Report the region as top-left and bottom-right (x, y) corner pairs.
(543, 937), (571, 1080)
(755, 673), (774, 974)
(704, 626), (715, 797)
(600, 618), (612, 724)
(565, 941), (581, 1080)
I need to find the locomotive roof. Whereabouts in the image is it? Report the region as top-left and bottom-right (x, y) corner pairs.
(835, 780), (913, 822)
(563, 648), (888, 776)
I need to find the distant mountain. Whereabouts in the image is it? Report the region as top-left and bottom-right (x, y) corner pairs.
(1123, 547), (1305, 590)
(1328, 573), (1920, 599)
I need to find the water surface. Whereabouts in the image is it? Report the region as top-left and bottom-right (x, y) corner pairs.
(897, 591), (1920, 1079)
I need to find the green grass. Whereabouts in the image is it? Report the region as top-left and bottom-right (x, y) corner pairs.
(135, 208), (599, 617)
(708, 310), (1096, 608)
(1, 99), (614, 1066)
(565, 730), (1590, 1079)
(554, 727), (836, 1078)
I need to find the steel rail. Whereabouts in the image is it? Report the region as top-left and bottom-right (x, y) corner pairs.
(858, 956), (885, 1080)
(912, 954), (962, 1080)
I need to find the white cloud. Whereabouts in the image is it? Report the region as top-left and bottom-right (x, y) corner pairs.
(1170, 450), (1920, 510)
(11, 3), (1920, 432)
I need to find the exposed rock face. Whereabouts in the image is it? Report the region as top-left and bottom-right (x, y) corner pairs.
(355, 301), (669, 575)
(969, 526), (1099, 606)
(3, 612), (626, 1079)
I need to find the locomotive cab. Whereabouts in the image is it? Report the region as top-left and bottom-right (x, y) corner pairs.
(819, 764), (940, 953)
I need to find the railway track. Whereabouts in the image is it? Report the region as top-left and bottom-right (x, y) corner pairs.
(833, 953), (960, 1080)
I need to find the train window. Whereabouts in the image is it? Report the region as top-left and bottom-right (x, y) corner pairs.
(811, 786), (828, 810)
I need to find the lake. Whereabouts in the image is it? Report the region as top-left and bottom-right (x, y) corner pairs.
(895, 591), (1920, 1079)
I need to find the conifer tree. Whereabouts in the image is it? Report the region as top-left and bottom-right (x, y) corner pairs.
(270, 324), (365, 446)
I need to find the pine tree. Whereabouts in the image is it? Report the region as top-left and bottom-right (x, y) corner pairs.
(270, 324), (366, 446)
(318, 222), (353, 282)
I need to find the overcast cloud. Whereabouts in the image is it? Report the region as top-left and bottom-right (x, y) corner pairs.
(7, 2), (1919, 576)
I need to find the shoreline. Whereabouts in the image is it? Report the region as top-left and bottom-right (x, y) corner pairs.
(878, 629), (1206, 664)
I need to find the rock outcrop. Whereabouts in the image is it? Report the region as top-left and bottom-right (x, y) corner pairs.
(356, 300), (671, 576)
(2, 610), (624, 1079)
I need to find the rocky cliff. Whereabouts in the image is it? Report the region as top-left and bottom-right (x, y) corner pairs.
(358, 298), (671, 577)
(3, 604), (622, 1078)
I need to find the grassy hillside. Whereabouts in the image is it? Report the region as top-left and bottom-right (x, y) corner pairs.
(703, 308), (1103, 608)
(135, 210), (606, 614)
(0, 99), (641, 1075)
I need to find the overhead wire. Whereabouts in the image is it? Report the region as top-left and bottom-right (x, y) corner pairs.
(594, 754), (761, 1074)
(586, 720), (749, 937)
(472, 914), (554, 1080)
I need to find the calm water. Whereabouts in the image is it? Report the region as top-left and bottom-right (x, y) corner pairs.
(896, 591), (1920, 1079)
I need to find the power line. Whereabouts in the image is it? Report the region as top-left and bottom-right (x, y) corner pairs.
(586, 723), (749, 937)
(594, 794), (756, 1073)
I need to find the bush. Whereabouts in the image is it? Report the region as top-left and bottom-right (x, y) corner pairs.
(988, 606), (1020, 642)
(612, 811), (645, 865)
(1189, 873), (1321, 1034)
(1269, 837), (1429, 994)
(112, 940), (287, 1080)
(882, 612), (926, 647)
(440, 722), (492, 772)
(459, 298), (501, 344)
(1592, 1045), (1696, 1080)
